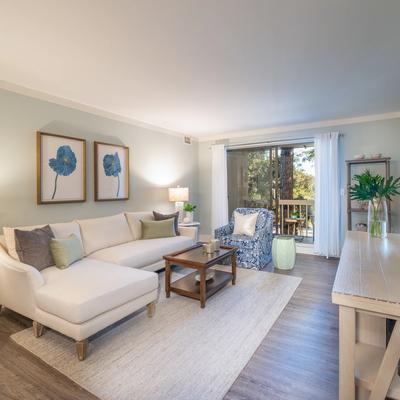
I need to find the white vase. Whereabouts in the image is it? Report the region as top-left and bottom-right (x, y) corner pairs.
(184, 211), (194, 223)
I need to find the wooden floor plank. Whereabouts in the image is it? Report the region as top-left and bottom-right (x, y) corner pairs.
(0, 254), (338, 400)
(224, 254), (339, 400)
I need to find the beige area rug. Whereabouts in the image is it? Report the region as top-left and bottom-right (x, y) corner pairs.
(12, 266), (301, 400)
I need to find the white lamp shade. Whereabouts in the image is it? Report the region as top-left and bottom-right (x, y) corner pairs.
(168, 187), (189, 202)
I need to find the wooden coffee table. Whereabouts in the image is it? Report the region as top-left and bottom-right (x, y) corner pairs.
(163, 244), (237, 308)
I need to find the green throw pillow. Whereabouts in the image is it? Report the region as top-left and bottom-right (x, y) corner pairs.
(50, 234), (84, 269)
(141, 218), (176, 239)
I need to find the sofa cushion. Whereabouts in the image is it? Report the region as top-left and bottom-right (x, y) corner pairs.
(4, 224), (44, 259)
(3, 222), (83, 260)
(76, 214), (133, 255)
(125, 212), (154, 240)
(50, 222), (83, 244)
(88, 235), (193, 269)
(36, 259), (158, 324)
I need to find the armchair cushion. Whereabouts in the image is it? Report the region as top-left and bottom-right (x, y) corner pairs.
(233, 211), (259, 236)
(219, 234), (255, 248)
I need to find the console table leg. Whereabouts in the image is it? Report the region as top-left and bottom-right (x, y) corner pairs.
(200, 269), (206, 308)
(339, 305), (355, 400)
(165, 261), (171, 298)
(369, 320), (400, 400)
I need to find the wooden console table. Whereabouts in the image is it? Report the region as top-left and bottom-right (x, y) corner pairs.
(332, 231), (400, 400)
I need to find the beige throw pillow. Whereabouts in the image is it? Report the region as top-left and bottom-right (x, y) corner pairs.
(141, 218), (176, 239)
(233, 211), (259, 237)
(50, 234), (84, 269)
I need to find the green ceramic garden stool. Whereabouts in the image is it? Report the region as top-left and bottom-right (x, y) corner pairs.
(272, 236), (296, 270)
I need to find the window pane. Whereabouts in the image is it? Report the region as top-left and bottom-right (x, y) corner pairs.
(227, 147), (271, 216)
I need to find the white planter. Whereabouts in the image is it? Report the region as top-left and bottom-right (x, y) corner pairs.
(183, 211), (194, 223)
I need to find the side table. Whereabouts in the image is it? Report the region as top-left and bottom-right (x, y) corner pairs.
(179, 221), (200, 242)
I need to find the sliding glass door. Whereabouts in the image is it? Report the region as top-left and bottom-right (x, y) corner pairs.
(227, 143), (315, 242)
(227, 146), (278, 215)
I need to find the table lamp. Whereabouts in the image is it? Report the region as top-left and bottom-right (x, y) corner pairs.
(168, 186), (189, 222)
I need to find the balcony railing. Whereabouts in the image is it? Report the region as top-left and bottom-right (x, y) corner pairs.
(277, 199), (314, 242)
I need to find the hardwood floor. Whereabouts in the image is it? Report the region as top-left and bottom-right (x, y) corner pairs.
(0, 308), (99, 400)
(225, 254), (339, 400)
(0, 254), (338, 400)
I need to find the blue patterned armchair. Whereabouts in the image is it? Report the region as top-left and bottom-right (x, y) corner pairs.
(214, 208), (274, 270)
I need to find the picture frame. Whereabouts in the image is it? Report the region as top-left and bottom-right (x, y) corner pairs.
(94, 141), (129, 201)
(37, 131), (86, 204)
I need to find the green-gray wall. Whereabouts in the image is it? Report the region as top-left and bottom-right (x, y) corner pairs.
(2, 87), (399, 246)
(198, 118), (400, 247)
(0, 89), (198, 228)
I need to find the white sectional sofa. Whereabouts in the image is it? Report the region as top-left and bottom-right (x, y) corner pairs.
(0, 212), (196, 360)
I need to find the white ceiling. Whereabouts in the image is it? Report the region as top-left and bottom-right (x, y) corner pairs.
(1, 0), (400, 138)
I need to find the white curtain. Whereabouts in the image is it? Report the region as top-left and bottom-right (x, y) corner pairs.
(314, 132), (341, 257)
(211, 144), (229, 234)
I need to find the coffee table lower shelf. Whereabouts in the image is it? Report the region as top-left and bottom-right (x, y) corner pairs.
(170, 269), (233, 303)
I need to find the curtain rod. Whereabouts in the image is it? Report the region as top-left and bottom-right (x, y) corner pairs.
(224, 132), (344, 150)
(226, 137), (315, 149)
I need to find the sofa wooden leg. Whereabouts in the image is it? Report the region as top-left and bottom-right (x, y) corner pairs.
(32, 321), (44, 338)
(76, 339), (88, 361)
(146, 302), (156, 318)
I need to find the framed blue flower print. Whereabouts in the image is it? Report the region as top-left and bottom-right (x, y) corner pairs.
(37, 132), (86, 204)
(94, 141), (129, 201)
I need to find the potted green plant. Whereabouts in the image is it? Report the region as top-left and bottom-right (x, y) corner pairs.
(183, 203), (197, 223)
(350, 170), (400, 238)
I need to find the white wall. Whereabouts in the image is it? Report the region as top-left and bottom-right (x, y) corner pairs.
(0, 89), (198, 228)
(198, 118), (400, 247)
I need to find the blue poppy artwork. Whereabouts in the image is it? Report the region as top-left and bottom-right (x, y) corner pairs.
(48, 145), (77, 199)
(95, 142), (128, 201)
(103, 152), (122, 197)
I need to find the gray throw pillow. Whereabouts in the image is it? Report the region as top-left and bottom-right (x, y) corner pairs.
(14, 225), (55, 271)
(153, 211), (180, 235)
